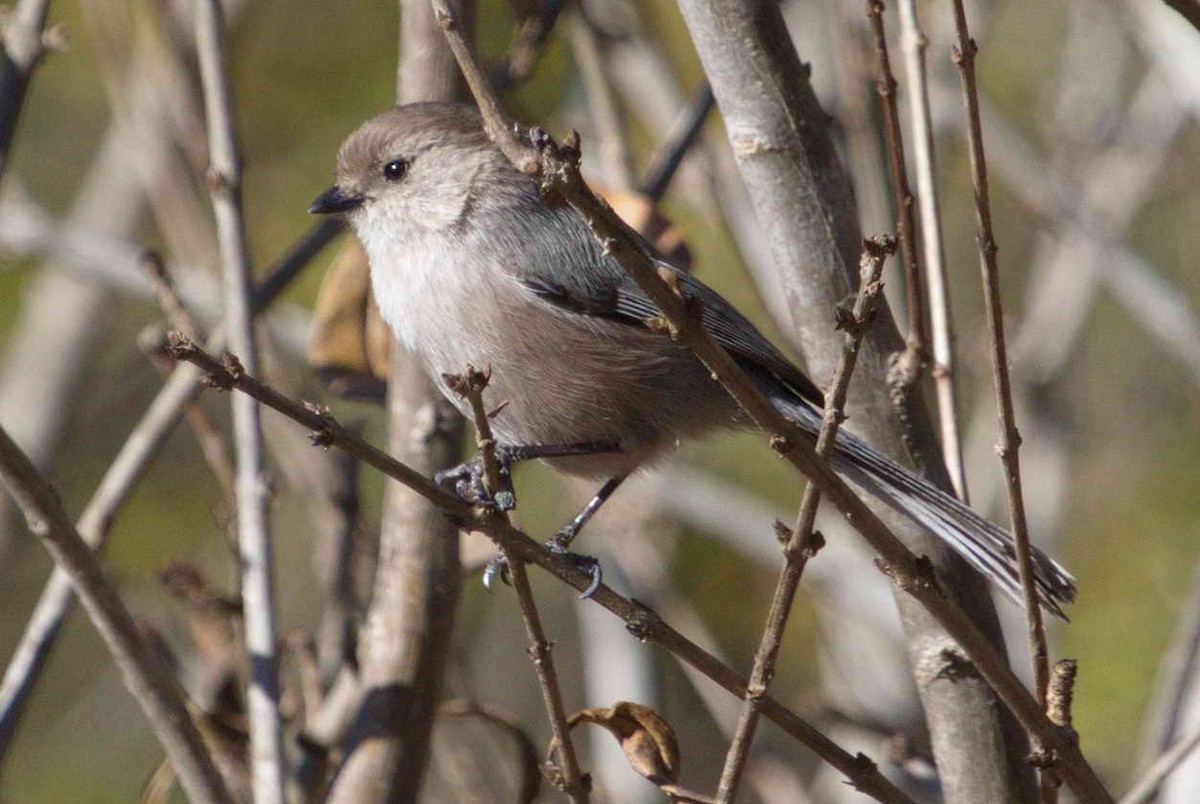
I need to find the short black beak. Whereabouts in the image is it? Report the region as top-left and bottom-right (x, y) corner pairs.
(309, 185), (364, 215)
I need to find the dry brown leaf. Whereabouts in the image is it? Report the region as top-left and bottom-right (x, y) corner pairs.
(561, 700), (681, 786)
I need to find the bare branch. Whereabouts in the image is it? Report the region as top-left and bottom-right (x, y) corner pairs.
(431, 2), (1111, 799)
(194, 1), (285, 798)
(948, 2), (1053, 789)
(716, 238), (893, 802)
(0, 220), (336, 759)
(895, 0), (968, 501)
(454, 367), (589, 801)
(0, 425), (233, 804)
(167, 334), (916, 804)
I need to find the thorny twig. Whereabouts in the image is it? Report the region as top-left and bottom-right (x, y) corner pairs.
(167, 334), (916, 804)
(432, 1), (1111, 799)
(948, 3), (1055, 797)
(449, 367), (590, 802)
(715, 238), (893, 802)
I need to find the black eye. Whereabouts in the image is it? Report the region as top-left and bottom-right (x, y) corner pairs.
(383, 159), (407, 181)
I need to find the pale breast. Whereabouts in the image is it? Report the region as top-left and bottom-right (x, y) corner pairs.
(363, 216), (744, 478)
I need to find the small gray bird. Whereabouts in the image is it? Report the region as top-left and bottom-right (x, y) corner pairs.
(310, 102), (1074, 615)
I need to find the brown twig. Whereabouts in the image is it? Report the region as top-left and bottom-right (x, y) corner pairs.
(867, 1), (930, 471)
(194, 1), (285, 799)
(895, 0), (968, 502)
(715, 237), (893, 802)
(638, 81), (715, 203)
(948, 2), (1055, 795)
(139, 252), (239, 519)
(449, 367), (589, 802)
(489, 0), (568, 92)
(0, 220), (337, 760)
(0, 425), (233, 804)
(431, 2), (1111, 799)
(167, 334), (916, 804)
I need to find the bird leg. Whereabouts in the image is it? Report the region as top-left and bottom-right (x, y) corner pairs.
(435, 440), (620, 511)
(482, 471), (629, 599)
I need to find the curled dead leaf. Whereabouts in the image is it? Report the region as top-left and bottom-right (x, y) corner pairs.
(551, 701), (681, 787)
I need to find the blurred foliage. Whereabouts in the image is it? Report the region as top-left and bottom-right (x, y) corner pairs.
(0, 0), (1199, 800)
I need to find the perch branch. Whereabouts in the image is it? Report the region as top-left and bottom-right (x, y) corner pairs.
(166, 334), (916, 804)
(432, 3), (1111, 799)
(715, 238), (892, 802)
(454, 366), (589, 802)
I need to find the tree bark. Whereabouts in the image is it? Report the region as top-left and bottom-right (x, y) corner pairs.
(325, 2), (468, 799)
(673, 2), (1035, 800)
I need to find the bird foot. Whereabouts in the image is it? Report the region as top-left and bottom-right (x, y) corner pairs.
(435, 452), (516, 511)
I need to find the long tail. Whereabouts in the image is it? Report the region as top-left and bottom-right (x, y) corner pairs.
(768, 388), (1076, 619)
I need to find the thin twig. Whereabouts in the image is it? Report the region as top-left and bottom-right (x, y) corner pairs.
(1121, 725), (1200, 804)
(451, 367), (589, 802)
(142, 251), (203, 340)
(194, 1), (285, 799)
(867, 1), (931, 474)
(489, 0), (569, 92)
(566, 8), (632, 190)
(166, 334), (916, 804)
(948, 1), (1054, 790)
(896, 0), (968, 502)
(0, 220), (337, 760)
(432, 3), (1111, 799)
(0, 425), (233, 804)
(0, 0), (53, 179)
(715, 238), (893, 802)
(638, 81), (715, 203)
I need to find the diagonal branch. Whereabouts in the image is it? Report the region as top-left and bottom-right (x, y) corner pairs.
(0, 220), (339, 761)
(166, 334), (916, 804)
(715, 238), (893, 802)
(0, 425), (233, 804)
(430, 2), (1111, 799)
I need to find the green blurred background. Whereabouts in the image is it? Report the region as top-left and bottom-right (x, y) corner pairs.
(1, 0), (1199, 800)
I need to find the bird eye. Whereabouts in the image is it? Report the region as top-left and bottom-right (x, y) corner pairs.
(383, 159), (407, 181)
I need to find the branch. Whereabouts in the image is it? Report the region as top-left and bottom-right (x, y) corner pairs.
(866, 1), (927, 388)
(894, 0), (969, 502)
(0, 0), (53, 179)
(948, 3), (1054, 793)
(194, 2), (285, 800)
(715, 238), (892, 802)
(0, 221), (335, 762)
(0, 425), (233, 804)
(166, 334), (916, 804)
(431, 2), (1111, 800)
(323, 3), (466, 800)
(453, 367), (589, 801)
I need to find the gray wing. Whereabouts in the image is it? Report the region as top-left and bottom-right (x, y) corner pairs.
(520, 260), (825, 409)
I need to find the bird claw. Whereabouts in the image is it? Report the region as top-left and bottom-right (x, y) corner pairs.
(482, 555), (512, 591)
(435, 451), (516, 511)
(545, 533), (602, 599)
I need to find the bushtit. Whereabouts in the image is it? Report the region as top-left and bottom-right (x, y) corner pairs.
(311, 102), (1074, 615)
